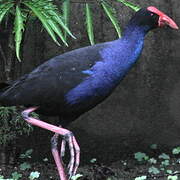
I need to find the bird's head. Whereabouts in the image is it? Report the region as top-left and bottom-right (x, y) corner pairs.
(128, 6), (178, 32)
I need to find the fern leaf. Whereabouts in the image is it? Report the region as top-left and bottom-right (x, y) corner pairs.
(23, 0), (75, 46)
(23, 1), (60, 46)
(62, 0), (70, 40)
(49, 10), (75, 39)
(116, 0), (140, 12)
(32, 0), (75, 39)
(85, 3), (95, 45)
(14, 5), (27, 61)
(0, 2), (14, 23)
(47, 19), (68, 46)
(101, 1), (121, 38)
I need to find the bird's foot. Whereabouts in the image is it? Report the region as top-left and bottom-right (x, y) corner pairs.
(63, 132), (80, 178)
(51, 131), (80, 180)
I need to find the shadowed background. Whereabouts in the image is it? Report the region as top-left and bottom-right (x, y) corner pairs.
(0, 0), (180, 164)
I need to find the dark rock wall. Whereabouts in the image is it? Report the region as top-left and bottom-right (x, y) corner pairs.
(1, 0), (180, 163)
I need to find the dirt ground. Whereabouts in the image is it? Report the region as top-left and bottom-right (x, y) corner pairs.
(0, 151), (179, 180)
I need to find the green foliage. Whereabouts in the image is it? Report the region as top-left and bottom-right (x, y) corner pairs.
(148, 166), (160, 175)
(29, 171), (40, 180)
(0, 1), (14, 23)
(134, 145), (180, 180)
(0, 149), (41, 179)
(167, 175), (178, 180)
(43, 157), (48, 162)
(11, 172), (22, 180)
(85, 3), (95, 45)
(161, 160), (170, 166)
(90, 158), (97, 163)
(101, 0), (121, 38)
(134, 152), (149, 162)
(62, 0), (70, 41)
(0, 145), (179, 180)
(19, 149), (33, 159)
(23, 0), (74, 46)
(148, 158), (157, 164)
(172, 147), (180, 155)
(71, 174), (83, 180)
(0, 172), (23, 180)
(150, 144), (157, 150)
(0, 106), (34, 146)
(0, 0), (75, 60)
(116, 0), (140, 12)
(158, 153), (170, 160)
(166, 169), (173, 174)
(14, 5), (27, 61)
(176, 158), (180, 164)
(0, 0), (142, 61)
(20, 162), (31, 170)
(134, 176), (147, 180)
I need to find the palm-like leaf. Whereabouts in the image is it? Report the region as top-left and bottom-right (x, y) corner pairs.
(62, 0), (70, 40)
(48, 10), (75, 39)
(29, 0), (74, 38)
(25, 2), (60, 46)
(14, 5), (27, 61)
(116, 0), (140, 12)
(23, 0), (76, 46)
(0, 0), (141, 61)
(101, 0), (121, 38)
(0, 1), (14, 23)
(85, 3), (95, 45)
(47, 19), (68, 46)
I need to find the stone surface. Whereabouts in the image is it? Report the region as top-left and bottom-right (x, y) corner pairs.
(1, 0), (180, 163)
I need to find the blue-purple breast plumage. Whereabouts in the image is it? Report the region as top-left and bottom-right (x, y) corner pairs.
(66, 30), (145, 106)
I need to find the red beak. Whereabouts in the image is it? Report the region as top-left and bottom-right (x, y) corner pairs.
(147, 6), (179, 29)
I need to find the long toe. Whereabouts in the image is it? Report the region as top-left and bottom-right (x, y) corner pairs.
(72, 136), (80, 176)
(63, 132), (80, 179)
(61, 139), (66, 157)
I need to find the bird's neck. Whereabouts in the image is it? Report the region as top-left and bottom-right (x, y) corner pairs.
(99, 25), (148, 82)
(112, 25), (146, 66)
(102, 26), (146, 81)
(122, 25), (148, 41)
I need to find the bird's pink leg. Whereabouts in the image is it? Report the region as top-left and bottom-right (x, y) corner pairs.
(51, 133), (67, 180)
(21, 107), (80, 179)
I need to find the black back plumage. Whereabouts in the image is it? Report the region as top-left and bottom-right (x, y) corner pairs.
(0, 42), (110, 120)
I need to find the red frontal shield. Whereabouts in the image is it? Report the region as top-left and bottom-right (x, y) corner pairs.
(147, 6), (179, 29)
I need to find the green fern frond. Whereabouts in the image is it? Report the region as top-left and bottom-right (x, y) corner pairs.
(47, 19), (68, 46)
(14, 5), (27, 61)
(0, 1), (14, 23)
(28, 0), (75, 38)
(48, 10), (75, 39)
(62, 0), (70, 40)
(23, 0), (75, 45)
(101, 0), (121, 38)
(85, 3), (95, 45)
(23, 1), (60, 46)
(116, 0), (141, 12)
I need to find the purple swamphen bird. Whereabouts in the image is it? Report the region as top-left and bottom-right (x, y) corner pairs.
(0, 6), (178, 180)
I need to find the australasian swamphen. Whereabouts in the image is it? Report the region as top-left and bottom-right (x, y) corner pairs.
(0, 6), (178, 180)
